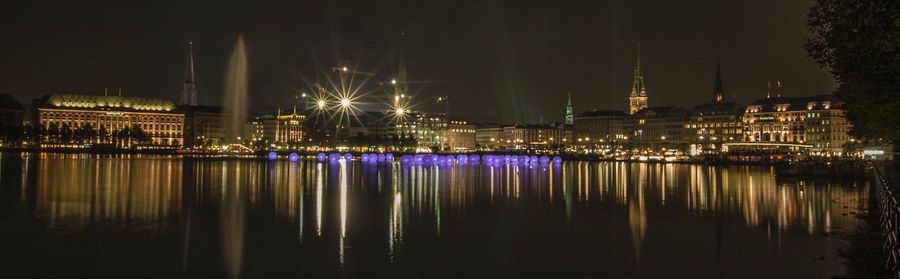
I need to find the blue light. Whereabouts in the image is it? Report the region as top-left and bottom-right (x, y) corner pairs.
(540, 156), (550, 165)
(288, 152), (299, 162)
(470, 154), (480, 162)
(317, 153), (327, 162)
(267, 151), (277, 160)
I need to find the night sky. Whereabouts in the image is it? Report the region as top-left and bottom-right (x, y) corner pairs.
(0, 0), (835, 124)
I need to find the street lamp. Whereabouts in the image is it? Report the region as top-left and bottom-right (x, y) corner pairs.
(340, 98), (351, 108)
(317, 100), (326, 109)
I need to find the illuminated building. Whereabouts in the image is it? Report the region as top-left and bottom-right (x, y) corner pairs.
(743, 94), (854, 155)
(379, 110), (447, 149)
(446, 119), (476, 152)
(180, 105), (223, 148)
(247, 107), (306, 147)
(628, 46), (649, 115)
(684, 62), (744, 154)
(33, 93), (183, 148)
(631, 107), (688, 150)
(573, 109), (630, 143)
(499, 124), (569, 150)
(475, 123), (504, 150)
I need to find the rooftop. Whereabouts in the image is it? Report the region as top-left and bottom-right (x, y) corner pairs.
(38, 94), (176, 112)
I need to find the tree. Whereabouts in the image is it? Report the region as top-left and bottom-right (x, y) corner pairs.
(60, 123), (72, 143)
(805, 0), (900, 146)
(115, 127), (131, 147)
(130, 124), (151, 144)
(46, 122), (59, 142)
(98, 125), (109, 143)
(77, 124), (97, 143)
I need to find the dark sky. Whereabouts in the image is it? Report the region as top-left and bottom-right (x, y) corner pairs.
(0, 0), (835, 124)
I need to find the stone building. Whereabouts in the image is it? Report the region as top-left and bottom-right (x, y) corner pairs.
(743, 94), (853, 155)
(447, 119), (476, 152)
(33, 94), (183, 148)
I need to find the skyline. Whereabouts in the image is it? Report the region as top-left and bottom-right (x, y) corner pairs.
(1, 0), (836, 124)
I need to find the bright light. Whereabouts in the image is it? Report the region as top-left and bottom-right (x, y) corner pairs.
(391, 79), (397, 85)
(340, 98), (351, 107)
(301, 93), (307, 98)
(396, 108), (405, 115)
(317, 100), (326, 109)
(342, 66), (348, 72)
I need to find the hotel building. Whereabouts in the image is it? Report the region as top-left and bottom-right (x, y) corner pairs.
(743, 94), (853, 155)
(33, 94), (184, 147)
(247, 107), (306, 146)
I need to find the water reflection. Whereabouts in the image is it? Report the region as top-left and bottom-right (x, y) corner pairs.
(33, 154), (182, 231)
(14, 155), (869, 277)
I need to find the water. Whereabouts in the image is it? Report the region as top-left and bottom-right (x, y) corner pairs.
(223, 36), (248, 143)
(0, 153), (869, 278)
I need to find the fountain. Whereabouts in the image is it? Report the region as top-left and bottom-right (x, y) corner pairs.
(223, 35), (248, 145)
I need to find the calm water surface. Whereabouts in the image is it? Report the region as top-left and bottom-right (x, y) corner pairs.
(0, 153), (869, 278)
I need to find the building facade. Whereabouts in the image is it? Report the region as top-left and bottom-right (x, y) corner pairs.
(180, 105), (224, 149)
(573, 109), (630, 143)
(33, 94), (183, 148)
(498, 124), (569, 150)
(446, 119), (476, 151)
(475, 124), (504, 150)
(684, 62), (744, 154)
(631, 107), (688, 150)
(247, 107), (306, 148)
(685, 102), (743, 154)
(743, 95), (853, 155)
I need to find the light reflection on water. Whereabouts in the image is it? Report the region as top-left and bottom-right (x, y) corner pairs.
(7, 154), (869, 277)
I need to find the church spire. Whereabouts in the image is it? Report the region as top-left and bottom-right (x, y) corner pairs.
(713, 60), (724, 102)
(564, 92), (574, 126)
(630, 44), (645, 97)
(628, 44), (648, 114)
(181, 41), (199, 105)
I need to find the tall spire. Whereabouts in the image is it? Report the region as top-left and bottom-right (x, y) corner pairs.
(628, 44), (648, 114)
(713, 60), (724, 102)
(766, 81), (771, 99)
(631, 44), (645, 97)
(564, 92), (574, 126)
(181, 41), (199, 105)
